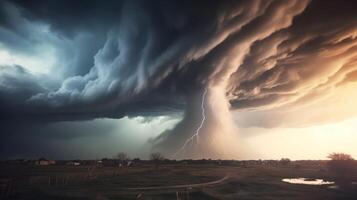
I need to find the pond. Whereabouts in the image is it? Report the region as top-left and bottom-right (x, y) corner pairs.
(282, 178), (334, 185)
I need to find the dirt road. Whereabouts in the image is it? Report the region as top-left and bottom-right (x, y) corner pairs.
(118, 175), (230, 190)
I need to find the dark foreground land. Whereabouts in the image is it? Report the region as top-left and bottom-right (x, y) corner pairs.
(1, 161), (357, 200)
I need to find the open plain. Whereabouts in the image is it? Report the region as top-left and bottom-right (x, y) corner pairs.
(1, 161), (356, 200)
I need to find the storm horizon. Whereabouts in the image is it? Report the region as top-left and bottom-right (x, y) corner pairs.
(1, 0), (357, 161)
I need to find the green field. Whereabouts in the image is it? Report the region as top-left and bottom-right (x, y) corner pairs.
(1, 162), (356, 199)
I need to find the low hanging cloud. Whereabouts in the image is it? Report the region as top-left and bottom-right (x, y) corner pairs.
(0, 0), (357, 158)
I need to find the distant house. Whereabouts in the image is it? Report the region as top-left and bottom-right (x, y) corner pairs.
(66, 161), (81, 166)
(35, 158), (55, 166)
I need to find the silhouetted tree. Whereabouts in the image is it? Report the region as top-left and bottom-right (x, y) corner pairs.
(280, 158), (291, 166)
(328, 153), (353, 161)
(150, 152), (165, 169)
(116, 152), (129, 164)
(327, 152), (356, 181)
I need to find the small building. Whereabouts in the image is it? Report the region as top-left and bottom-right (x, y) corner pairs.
(66, 161), (81, 166)
(35, 158), (55, 166)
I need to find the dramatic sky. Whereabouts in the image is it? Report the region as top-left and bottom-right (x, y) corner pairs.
(0, 0), (356, 160)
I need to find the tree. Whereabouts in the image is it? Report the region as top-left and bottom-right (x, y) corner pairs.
(328, 153), (353, 161)
(150, 152), (165, 169)
(279, 158), (291, 166)
(327, 152), (356, 181)
(116, 152), (129, 164)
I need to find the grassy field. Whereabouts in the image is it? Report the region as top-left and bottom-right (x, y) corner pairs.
(0, 162), (356, 199)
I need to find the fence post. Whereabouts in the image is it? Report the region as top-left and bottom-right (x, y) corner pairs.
(6, 181), (12, 198)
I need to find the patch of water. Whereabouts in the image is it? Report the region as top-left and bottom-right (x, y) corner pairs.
(282, 178), (334, 185)
(328, 185), (338, 189)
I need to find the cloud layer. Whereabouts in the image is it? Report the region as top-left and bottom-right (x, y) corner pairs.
(0, 0), (357, 158)
(1, 0), (356, 121)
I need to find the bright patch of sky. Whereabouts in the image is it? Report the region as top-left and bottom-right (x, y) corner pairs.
(0, 44), (56, 75)
(245, 117), (357, 160)
(41, 115), (182, 160)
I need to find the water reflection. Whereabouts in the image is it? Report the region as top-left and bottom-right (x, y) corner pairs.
(282, 178), (334, 185)
(328, 185), (339, 189)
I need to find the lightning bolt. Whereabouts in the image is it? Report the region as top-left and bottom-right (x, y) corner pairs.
(175, 88), (208, 156)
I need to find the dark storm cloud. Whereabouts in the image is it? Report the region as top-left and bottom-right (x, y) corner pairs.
(0, 65), (47, 118)
(227, 0), (357, 110)
(13, 0), (123, 37)
(0, 0), (356, 124)
(1, 0), (243, 121)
